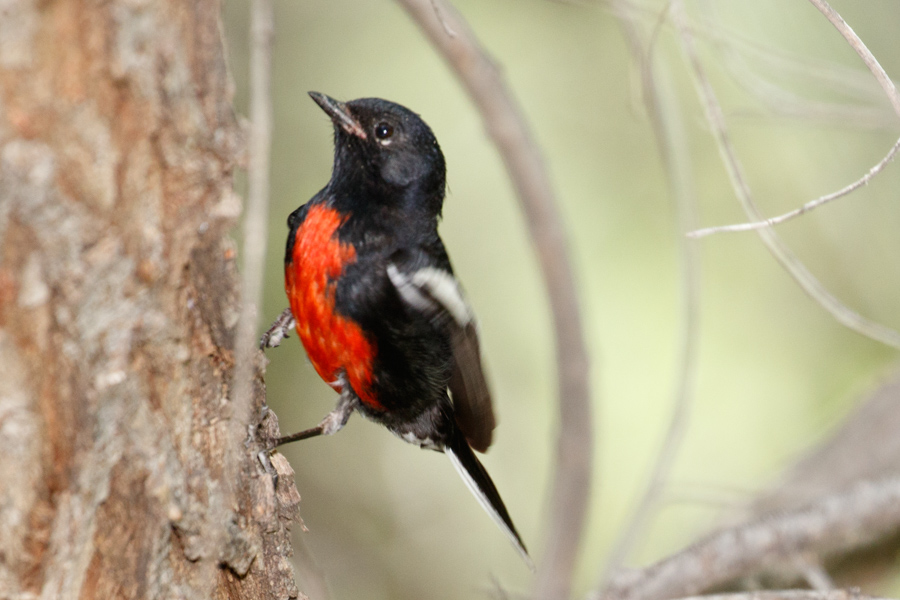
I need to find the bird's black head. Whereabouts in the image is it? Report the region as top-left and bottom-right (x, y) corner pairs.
(310, 92), (447, 219)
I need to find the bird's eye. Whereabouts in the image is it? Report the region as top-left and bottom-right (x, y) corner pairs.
(374, 122), (394, 141)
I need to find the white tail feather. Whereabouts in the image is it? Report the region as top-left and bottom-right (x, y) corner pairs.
(445, 446), (534, 569)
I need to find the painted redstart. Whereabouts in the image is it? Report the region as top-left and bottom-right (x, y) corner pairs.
(261, 92), (530, 565)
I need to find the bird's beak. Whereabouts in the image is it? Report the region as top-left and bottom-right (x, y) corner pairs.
(309, 92), (368, 140)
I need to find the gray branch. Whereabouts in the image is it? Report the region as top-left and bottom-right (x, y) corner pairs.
(597, 477), (900, 600)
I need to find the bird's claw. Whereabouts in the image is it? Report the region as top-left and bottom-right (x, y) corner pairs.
(260, 308), (296, 349)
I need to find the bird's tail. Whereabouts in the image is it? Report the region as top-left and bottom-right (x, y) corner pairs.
(445, 430), (533, 569)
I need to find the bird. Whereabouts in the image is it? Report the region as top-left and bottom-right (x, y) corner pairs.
(261, 92), (530, 566)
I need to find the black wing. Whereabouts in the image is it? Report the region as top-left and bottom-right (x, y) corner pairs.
(386, 251), (496, 453)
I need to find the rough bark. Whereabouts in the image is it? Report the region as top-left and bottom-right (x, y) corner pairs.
(0, 1), (301, 598)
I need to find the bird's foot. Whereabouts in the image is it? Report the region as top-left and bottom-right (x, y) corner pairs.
(259, 308), (296, 350)
(270, 391), (357, 448)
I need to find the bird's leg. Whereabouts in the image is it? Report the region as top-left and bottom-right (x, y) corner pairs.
(259, 308), (296, 349)
(273, 390), (357, 447)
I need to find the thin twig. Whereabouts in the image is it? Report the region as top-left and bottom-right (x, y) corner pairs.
(430, 0), (457, 37)
(692, 0), (898, 130)
(712, 50), (897, 131)
(395, 1), (593, 597)
(597, 477), (900, 600)
(599, 1), (700, 588)
(671, 0), (900, 350)
(611, 0), (900, 112)
(230, 0), (273, 487)
(807, 0), (900, 119)
(684, 0), (900, 239)
(685, 1), (900, 232)
(688, 135), (900, 237)
(614, 1), (900, 237)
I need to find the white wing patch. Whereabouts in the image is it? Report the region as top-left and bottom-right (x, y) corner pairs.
(387, 264), (434, 314)
(387, 264), (472, 326)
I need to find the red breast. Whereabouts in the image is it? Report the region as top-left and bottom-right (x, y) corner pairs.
(285, 205), (382, 410)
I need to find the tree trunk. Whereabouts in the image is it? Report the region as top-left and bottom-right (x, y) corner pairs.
(0, 1), (301, 598)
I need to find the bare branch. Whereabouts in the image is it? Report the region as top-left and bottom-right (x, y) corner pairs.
(430, 0), (457, 37)
(723, 371), (900, 588)
(597, 477), (900, 600)
(613, 0), (900, 128)
(681, 0), (900, 238)
(748, 371), (900, 515)
(806, 0), (900, 119)
(692, 0), (899, 130)
(671, 0), (900, 350)
(600, 0), (701, 586)
(394, 1), (593, 596)
(228, 0), (274, 558)
(688, 135), (900, 238)
(686, 0), (900, 238)
(232, 0), (273, 435)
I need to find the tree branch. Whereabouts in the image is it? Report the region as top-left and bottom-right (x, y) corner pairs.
(687, 0), (900, 239)
(671, 0), (900, 350)
(597, 477), (900, 600)
(688, 135), (900, 238)
(232, 0), (273, 442)
(749, 372), (900, 516)
(691, 0), (899, 130)
(394, 1), (593, 597)
(806, 0), (900, 118)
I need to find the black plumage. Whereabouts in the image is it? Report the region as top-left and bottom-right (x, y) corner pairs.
(266, 92), (529, 565)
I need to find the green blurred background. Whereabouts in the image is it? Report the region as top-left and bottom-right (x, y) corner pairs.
(223, 1), (900, 597)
